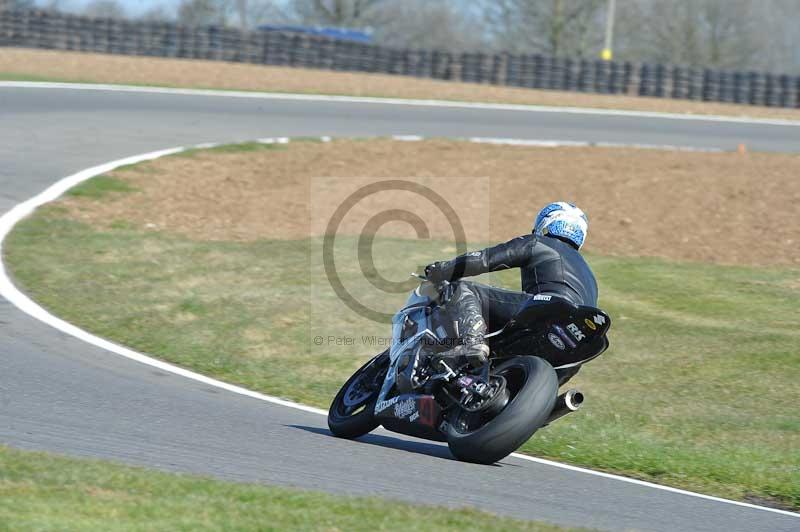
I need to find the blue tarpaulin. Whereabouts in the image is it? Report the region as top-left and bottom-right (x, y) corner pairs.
(257, 25), (373, 44)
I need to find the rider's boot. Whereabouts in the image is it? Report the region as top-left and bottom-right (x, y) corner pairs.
(463, 342), (490, 369)
(431, 341), (489, 372)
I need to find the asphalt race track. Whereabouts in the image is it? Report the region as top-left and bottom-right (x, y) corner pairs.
(1, 84), (798, 532)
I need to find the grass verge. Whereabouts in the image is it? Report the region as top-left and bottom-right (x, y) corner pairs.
(4, 203), (799, 509)
(0, 446), (574, 531)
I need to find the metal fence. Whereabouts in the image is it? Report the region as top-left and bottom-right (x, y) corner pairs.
(2, 8), (799, 109)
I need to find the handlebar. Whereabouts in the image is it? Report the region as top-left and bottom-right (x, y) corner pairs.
(411, 273), (451, 303)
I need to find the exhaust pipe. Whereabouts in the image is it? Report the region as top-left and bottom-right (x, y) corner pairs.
(544, 389), (584, 426)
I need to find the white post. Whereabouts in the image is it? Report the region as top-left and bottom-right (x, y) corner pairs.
(602, 0), (616, 61)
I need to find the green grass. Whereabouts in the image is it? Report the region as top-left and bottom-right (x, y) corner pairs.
(5, 208), (799, 510)
(0, 72), (96, 83)
(66, 175), (138, 199)
(176, 141), (289, 158)
(4, 161), (800, 511)
(512, 256), (800, 506)
(0, 446), (573, 532)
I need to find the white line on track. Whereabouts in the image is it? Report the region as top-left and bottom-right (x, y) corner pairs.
(2, 81), (800, 127)
(0, 137), (797, 519)
(467, 136), (725, 152)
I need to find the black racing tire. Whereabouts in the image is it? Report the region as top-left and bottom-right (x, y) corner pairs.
(328, 351), (389, 439)
(447, 356), (558, 464)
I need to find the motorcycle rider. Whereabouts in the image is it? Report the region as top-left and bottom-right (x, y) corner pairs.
(424, 202), (597, 381)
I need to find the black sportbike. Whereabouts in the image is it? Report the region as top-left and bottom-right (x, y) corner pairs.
(328, 276), (611, 464)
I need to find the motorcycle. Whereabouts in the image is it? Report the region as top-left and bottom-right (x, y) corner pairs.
(328, 275), (611, 464)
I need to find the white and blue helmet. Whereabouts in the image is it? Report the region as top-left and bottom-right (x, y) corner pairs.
(533, 202), (589, 250)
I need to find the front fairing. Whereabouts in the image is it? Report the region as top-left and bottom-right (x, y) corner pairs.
(376, 286), (437, 413)
(389, 286), (432, 354)
(405, 285), (430, 308)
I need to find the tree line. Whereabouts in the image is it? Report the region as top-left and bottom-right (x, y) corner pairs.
(3, 0), (799, 74)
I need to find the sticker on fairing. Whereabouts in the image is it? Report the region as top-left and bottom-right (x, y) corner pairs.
(393, 398), (416, 419)
(553, 324), (577, 348)
(548, 332), (566, 350)
(376, 397), (400, 412)
(566, 323), (586, 342)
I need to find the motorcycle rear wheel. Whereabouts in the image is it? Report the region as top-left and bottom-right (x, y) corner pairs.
(328, 351), (389, 439)
(446, 356), (557, 464)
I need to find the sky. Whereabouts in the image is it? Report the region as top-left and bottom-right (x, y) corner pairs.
(41, 0), (299, 17)
(40, 0), (295, 17)
(42, 0), (182, 16)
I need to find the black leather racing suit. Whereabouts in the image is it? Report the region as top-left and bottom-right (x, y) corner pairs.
(426, 234), (598, 375)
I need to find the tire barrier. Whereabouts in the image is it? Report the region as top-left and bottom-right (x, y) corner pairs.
(1, 8), (798, 109)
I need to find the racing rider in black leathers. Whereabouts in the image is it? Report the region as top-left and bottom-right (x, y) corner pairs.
(423, 202), (597, 382)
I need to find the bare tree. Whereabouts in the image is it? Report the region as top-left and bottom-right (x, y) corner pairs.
(0, 0), (35, 10)
(41, 0), (63, 10)
(282, 0), (486, 50)
(234, 0), (248, 28)
(615, 0), (760, 69)
(290, 0), (385, 27)
(246, 0), (290, 27)
(756, 0), (800, 73)
(372, 0), (487, 51)
(139, 6), (173, 23)
(178, 0), (282, 29)
(83, 0), (126, 19)
(178, 0), (230, 26)
(482, 0), (605, 57)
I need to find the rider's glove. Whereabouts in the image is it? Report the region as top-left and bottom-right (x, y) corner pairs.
(424, 261), (446, 282)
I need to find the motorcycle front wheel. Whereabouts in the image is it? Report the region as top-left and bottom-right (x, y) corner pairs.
(446, 356), (557, 464)
(327, 350), (389, 439)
